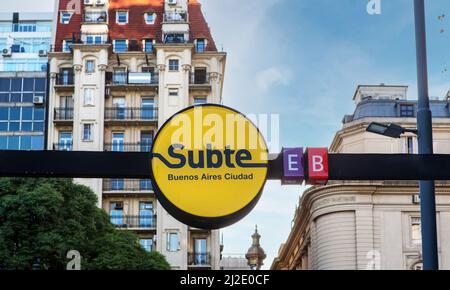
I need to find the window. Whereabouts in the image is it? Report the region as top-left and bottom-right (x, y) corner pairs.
(144, 13), (155, 24)
(111, 132), (125, 152)
(63, 40), (72, 52)
(86, 60), (95, 73)
(141, 98), (155, 120)
(116, 11), (128, 24)
(193, 68), (208, 84)
(139, 202), (154, 228)
(84, 88), (95, 106)
(400, 104), (415, 117)
(143, 39), (153, 53)
(196, 39), (205, 53)
(86, 35), (103, 44)
(113, 40), (128, 52)
(110, 202), (124, 226)
(164, 33), (185, 44)
(169, 89), (178, 97)
(194, 97), (207, 105)
(59, 132), (73, 151)
(60, 12), (73, 24)
(140, 131), (153, 152)
(140, 239), (154, 252)
(167, 232), (180, 252)
(169, 59), (179, 71)
(407, 137), (414, 154)
(411, 217), (422, 245)
(83, 124), (93, 141)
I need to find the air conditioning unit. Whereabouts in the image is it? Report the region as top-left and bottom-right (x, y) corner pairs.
(38, 50), (48, 57)
(33, 96), (44, 105)
(167, 0), (177, 5)
(84, 0), (93, 5)
(2, 48), (12, 57)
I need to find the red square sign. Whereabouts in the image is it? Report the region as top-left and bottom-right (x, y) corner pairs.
(307, 148), (329, 185)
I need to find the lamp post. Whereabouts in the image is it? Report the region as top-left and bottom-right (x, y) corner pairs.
(366, 1), (439, 270)
(413, 0), (439, 270)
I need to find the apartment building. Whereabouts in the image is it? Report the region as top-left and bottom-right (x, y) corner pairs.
(272, 85), (450, 270)
(0, 12), (52, 150)
(48, 0), (226, 270)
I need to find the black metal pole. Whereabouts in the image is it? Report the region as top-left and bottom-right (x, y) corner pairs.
(413, 0), (439, 270)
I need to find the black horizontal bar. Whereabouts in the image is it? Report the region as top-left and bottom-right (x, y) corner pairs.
(0, 151), (152, 179)
(1, 151), (450, 181)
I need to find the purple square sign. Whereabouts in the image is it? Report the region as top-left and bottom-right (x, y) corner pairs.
(282, 148), (305, 185)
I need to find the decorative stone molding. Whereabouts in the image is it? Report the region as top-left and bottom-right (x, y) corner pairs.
(209, 72), (220, 81)
(98, 64), (108, 72)
(311, 196), (356, 211)
(157, 64), (166, 72)
(49, 72), (57, 79)
(73, 64), (83, 73)
(182, 64), (192, 72)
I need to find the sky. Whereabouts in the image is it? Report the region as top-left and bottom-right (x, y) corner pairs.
(5, 0), (450, 269)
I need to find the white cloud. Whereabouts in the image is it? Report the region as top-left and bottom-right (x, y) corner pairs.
(255, 67), (293, 92)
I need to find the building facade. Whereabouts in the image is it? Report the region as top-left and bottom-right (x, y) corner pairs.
(272, 85), (450, 270)
(48, 0), (226, 270)
(0, 12), (52, 151)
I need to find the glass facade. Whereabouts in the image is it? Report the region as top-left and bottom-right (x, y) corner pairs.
(0, 76), (47, 150)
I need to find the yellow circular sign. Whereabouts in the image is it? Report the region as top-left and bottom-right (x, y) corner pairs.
(151, 105), (269, 229)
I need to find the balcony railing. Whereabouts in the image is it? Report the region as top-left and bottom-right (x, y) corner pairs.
(164, 12), (188, 23)
(104, 107), (158, 121)
(190, 72), (210, 85)
(188, 253), (211, 266)
(111, 215), (157, 229)
(104, 142), (152, 152)
(55, 73), (74, 86)
(107, 72), (159, 86)
(103, 179), (153, 191)
(83, 12), (108, 23)
(53, 143), (73, 151)
(54, 108), (74, 121)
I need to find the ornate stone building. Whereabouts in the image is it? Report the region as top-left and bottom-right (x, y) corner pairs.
(48, 0), (226, 270)
(272, 85), (450, 270)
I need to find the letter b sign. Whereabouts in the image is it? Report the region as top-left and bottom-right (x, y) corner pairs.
(307, 148), (329, 185)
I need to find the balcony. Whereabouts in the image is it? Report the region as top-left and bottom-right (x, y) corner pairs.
(103, 179), (153, 192)
(104, 142), (152, 152)
(190, 71), (211, 90)
(83, 12), (108, 23)
(54, 108), (74, 122)
(111, 215), (157, 230)
(106, 72), (159, 89)
(53, 143), (73, 151)
(163, 12), (188, 23)
(55, 72), (75, 91)
(188, 253), (211, 267)
(104, 108), (158, 124)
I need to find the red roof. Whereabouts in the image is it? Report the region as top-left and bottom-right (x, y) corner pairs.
(54, 0), (217, 52)
(188, 0), (217, 51)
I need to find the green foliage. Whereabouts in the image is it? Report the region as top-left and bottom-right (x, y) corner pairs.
(0, 178), (170, 270)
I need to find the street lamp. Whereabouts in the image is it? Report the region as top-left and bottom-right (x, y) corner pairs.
(413, 0), (439, 270)
(366, 122), (418, 138)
